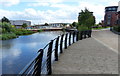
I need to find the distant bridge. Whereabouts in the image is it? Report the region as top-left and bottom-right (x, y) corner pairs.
(27, 28), (63, 31)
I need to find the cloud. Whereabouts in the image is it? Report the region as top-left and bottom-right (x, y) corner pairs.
(0, 8), (77, 24)
(0, 0), (119, 24)
(28, 2), (50, 7)
(0, 0), (20, 6)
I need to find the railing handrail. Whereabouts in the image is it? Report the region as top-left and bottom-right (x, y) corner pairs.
(19, 30), (92, 75)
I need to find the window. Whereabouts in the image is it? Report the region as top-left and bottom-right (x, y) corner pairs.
(112, 8), (116, 10)
(108, 8), (112, 10)
(107, 14), (111, 19)
(107, 20), (110, 25)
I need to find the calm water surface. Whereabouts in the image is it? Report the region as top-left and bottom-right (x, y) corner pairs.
(0, 31), (63, 74)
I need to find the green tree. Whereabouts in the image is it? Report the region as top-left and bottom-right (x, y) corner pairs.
(78, 8), (95, 29)
(22, 23), (27, 29)
(44, 23), (49, 26)
(0, 22), (12, 33)
(1, 16), (10, 23)
(72, 22), (78, 27)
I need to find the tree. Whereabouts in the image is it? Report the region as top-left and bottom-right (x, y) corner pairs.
(22, 23), (27, 29)
(44, 23), (49, 26)
(72, 22), (78, 27)
(1, 16), (10, 23)
(78, 8), (96, 29)
(1, 22), (12, 33)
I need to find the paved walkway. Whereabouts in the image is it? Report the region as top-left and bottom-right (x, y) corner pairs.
(52, 30), (118, 74)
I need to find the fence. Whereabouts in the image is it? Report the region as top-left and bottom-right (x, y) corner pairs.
(19, 30), (92, 76)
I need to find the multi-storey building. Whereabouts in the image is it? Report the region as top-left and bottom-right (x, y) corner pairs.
(104, 6), (118, 26)
(10, 20), (31, 28)
(117, 1), (120, 25)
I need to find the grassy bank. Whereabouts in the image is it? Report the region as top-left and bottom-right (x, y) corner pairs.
(0, 22), (37, 40)
(92, 26), (110, 30)
(77, 26), (91, 31)
(1, 29), (36, 40)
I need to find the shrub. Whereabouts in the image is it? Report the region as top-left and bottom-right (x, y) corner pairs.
(113, 26), (120, 32)
(1, 33), (17, 40)
(38, 29), (43, 32)
(77, 26), (91, 31)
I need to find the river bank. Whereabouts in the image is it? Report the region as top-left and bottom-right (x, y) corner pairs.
(1, 29), (37, 40)
(0, 22), (44, 40)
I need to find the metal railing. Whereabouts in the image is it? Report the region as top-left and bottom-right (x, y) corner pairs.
(19, 30), (92, 76)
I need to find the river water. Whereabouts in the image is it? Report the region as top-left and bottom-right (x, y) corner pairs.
(0, 31), (63, 74)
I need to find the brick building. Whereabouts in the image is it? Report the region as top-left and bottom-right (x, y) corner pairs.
(104, 6), (118, 26)
(117, 1), (120, 26)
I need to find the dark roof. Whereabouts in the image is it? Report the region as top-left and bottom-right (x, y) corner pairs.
(105, 6), (118, 9)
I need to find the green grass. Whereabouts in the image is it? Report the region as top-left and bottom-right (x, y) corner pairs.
(92, 26), (110, 30)
(37, 29), (43, 32)
(14, 29), (36, 35)
(77, 26), (91, 31)
(1, 29), (36, 40)
(0, 22), (38, 40)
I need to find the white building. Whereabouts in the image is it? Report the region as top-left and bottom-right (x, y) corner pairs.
(117, 1), (120, 12)
(10, 20), (31, 28)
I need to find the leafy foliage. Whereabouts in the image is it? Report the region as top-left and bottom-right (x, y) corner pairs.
(72, 22), (78, 27)
(113, 26), (120, 32)
(0, 22), (35, 40)
(0, 22), (13, 33)
(44, 23), (49, 26)
(78, 8), (95, 29)
(22, 23), (28, 29)
(1, 16), (10, 23)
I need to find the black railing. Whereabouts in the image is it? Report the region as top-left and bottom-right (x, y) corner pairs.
(19, 30), (92, 76)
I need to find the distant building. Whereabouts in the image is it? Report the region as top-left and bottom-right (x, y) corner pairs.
(117, 1), (120, 25)
(104, 6), (118, 26)
(10, 20), (31, 28)
(31, 23), (70, 29)
(49, 23), (64, 27)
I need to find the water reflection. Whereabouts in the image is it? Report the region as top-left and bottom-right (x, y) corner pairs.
(0, 31), (63, 74)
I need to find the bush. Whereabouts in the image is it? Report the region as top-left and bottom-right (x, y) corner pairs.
(113, 26), (120, 32)
(77, 26), (91, 31)
(1, 33), (17, 40)
(1, 22), (13, 33)
(38, 29), (43, 32)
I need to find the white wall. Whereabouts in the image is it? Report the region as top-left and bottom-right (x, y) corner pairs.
(10, 20), (31, 26)
(117, 1), (120, 12)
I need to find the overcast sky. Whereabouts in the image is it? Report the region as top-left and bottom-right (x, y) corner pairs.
(0, 0), (119, 24)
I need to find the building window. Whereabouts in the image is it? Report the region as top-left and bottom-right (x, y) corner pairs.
(108, 8), (112, 10)
(107, 20), (110, 25)
(107, 14), (111, 19)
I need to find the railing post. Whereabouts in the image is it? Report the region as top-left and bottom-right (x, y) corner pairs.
(88, 30), (92, 37)
(33, 49), (43, 76)
(65, 33), (68, 49)
(73, 31), (75, 43)
(84, 31), (87, 38)
(47, 40), (53, 75)
(55, 36), (59, 61)
(60, 34), (64, 53)
(69, 32), (71, 46)
(76, 31), (79, 41)
(79, 31), (82, 40)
